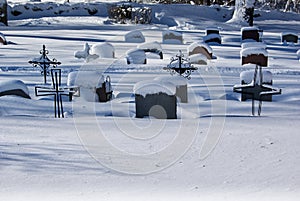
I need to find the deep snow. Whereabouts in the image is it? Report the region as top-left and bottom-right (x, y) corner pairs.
(1, 1), (300, 201)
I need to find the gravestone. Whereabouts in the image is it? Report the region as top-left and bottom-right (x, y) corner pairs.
(162, 30), (183, 44)
(154, 76), (188, 103)
(241, 27), (260, 42)
(134, 80), (177, 119)
(90, 42), (115, 58)
(125, 30), (145, 43)
(35, 69), (79, 118)
(29, 45), (61, 84)
(189, 53), (207, 65)
(137, 41), (163, 59)
(126, 48), (146, 64)
(240, 68), (273, 101)
(163, 50), (197, 80)
(241, 47), (268, 67)
(204, 27), (221, 44)
(96, 75), (113, 102)
(0, 0), (8, 26)
(67, 71), (109, 102)
(187, 42), (213, 59)
(281, 32), (298, 44)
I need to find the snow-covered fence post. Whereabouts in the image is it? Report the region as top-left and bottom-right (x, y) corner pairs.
(0, 0), (8, 26)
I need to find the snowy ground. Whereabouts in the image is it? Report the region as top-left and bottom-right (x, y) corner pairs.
(1, 2), (300, 201)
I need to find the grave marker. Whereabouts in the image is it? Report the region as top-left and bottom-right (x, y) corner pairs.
(35, 69), (79, 118)
(29, 45), (61, 84)
(163, 50), (197, 80)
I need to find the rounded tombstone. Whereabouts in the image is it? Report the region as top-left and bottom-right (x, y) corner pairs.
(187, 42), (213, 59)
(162, 30), (183, 44)
(125, 30), (145, 43)
(90, 42), (115, 58)
(126, 48), (146, 64)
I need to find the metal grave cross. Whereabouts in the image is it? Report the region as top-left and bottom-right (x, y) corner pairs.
(29, 45), (61, 84)
(163, 50), (197, 80)
(233, 64), (281, 116)
(35, 69), (79, 118)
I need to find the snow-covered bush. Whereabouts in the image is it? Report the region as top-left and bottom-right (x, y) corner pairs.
(125, 30), (145, 43)
(108, 3), (152, 24)
(126, 48), (147, 64)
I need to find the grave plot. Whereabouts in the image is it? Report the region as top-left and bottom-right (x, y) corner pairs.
(241, 27), (261, 43)
(281, 32), (298, 45)
(134, 79), (177, 119)
(187, 42), (213, 60)
(162, 30), (183, 44)
(234, 48), (281, 115)
(29, 45), (61, 84)
(137, 41), (163, 59)
(35, 69), (79, 118)
(203, 27), (221, 44)
(124, 30), (145, 43)
(67, 71), (111, 102)
(0, 80), (30, 99)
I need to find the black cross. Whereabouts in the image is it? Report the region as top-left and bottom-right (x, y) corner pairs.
(233, 65), (281, 116)
(29, 45), (61, 84)
(35, 69), (79, 118)
(163, 50), (197, 80)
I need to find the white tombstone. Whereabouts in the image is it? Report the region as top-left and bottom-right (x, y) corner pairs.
(126, 48), (146, 64)
(67, 71), (104, 102)
(162, 30), (183, 44)
(137, 41), (163, 59)
(125, 30), (145, 43)
(90, 42), (115, 58)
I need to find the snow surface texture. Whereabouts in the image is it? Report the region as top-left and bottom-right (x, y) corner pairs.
(133, 79), (176, 96)
(0, 2), (300, 201)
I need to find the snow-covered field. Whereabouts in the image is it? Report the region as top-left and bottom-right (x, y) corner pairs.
(1, 1), (300, 201)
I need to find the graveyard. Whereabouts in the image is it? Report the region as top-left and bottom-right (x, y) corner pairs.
(0, 1), (300, 201)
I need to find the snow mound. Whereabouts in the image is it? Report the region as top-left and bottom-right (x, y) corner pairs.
(137, 41), (162, 51)
(74, 42), (90, 59)
(133, 79), (176, 97)
(125, 30), (145, 43)
(0, 80), (30, 98)
(90, 42), (115, 58)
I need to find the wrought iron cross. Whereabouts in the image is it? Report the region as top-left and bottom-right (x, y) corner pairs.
(163, 50), (197, 80)
(233, 64), (281, 116)
(29, 45), (61, 84)
(35, 69), (79, 118)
